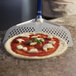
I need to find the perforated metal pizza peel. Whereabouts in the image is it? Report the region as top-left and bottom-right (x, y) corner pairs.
(3, 0), (73, 47)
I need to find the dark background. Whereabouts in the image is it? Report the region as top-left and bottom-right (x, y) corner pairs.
(0, 0), (37, 31)
(0, 0), (66, 31)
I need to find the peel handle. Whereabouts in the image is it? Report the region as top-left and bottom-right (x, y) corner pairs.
(36, 0), (43, 22)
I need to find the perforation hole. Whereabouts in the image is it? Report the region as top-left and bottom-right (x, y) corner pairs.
(8, 27), (35, 38)
(42, 27), (69, 43)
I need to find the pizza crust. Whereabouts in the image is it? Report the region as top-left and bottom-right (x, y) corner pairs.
(4, 33), (67, 59)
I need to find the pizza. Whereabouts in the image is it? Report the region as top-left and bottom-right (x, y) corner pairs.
(4, 32), (67, 59)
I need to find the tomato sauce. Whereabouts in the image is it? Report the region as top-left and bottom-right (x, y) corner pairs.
(11, 34), (59, 56)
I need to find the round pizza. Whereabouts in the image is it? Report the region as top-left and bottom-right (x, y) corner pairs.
(4, 33), (67, 59)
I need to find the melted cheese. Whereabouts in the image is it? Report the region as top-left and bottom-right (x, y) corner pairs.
(17, 45), (23, 49)
(37, 35), (40, 36)
(49, 41), (56, 44)
(30, 42), (37, 45)
(23, 47), (27, 51)
(31, 36), (38, 38)
(31, 35), (40, 38)
(20, 34), (29, 37)
(28, 48), (38, 53)
(48, 35), (53, 39)
(17, 39), (24, 43)
(43, 44), (54, 51)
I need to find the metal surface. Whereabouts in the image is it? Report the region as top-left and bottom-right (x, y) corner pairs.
(3, 0), (73, 47)
(3, 19), (73, 47)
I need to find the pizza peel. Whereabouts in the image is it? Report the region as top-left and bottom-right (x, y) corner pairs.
(3, 0), (73, 47)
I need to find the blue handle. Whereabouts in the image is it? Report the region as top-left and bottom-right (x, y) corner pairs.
(37, 0), (42, 19)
